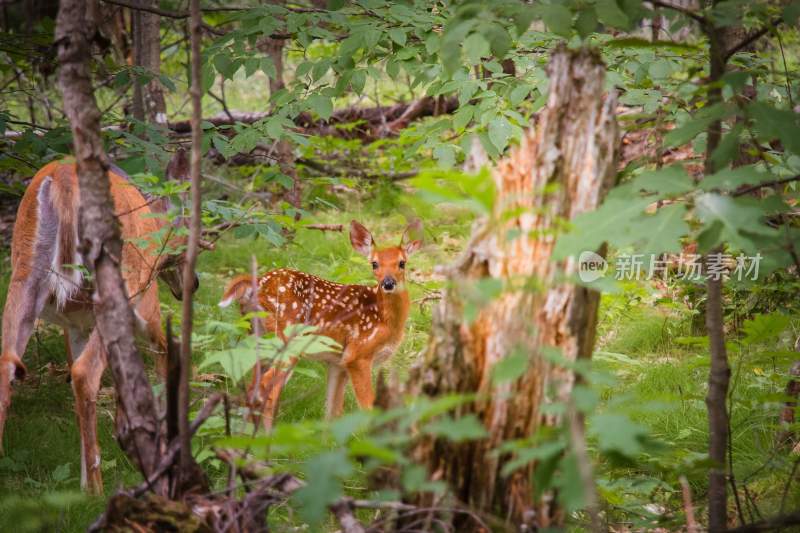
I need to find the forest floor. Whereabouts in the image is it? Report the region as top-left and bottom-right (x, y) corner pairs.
(0, 188), (797, 532)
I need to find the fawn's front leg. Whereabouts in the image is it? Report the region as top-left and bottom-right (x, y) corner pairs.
(343, 339), (383, 410)
(325, 363), (348, 419)
(346, 356), (375, 409)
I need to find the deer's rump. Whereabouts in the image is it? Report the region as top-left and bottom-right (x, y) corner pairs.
(10, 161), (165, 317)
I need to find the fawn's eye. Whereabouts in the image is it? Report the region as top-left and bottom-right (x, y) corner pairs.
(371, 261), (379, 270)
(399, 260), (406, 269)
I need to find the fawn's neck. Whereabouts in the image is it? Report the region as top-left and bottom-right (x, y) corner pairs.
(375, 286), (410, 333)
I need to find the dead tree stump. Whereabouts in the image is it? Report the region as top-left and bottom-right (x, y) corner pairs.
(404, 46), (619, 530)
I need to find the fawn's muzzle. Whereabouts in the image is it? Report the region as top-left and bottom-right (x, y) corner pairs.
(381, 277), (397, 292)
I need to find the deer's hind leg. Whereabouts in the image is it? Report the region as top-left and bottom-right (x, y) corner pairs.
(70, 329), (107, 495)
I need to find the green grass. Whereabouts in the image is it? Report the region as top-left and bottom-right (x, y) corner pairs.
(0, 187), (474, 531)
(592, 289), (800, 526)
(1, 186), (798, 531)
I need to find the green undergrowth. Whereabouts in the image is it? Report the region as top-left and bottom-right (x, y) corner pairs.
(0, 187), (474, 531)
(592, 283), (800, 526)
(1, 191), (798, 531)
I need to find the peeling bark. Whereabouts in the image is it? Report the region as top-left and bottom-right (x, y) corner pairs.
(405, 46), (618, 529)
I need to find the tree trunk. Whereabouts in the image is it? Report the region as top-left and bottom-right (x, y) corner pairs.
(56, 0), (164, 494)
(141, 2), (167, 126)
(257, 0), (285, 96)
(703, 15), (737, 532)
(132, 0), (167, 127)
(405, 46), (618, 529)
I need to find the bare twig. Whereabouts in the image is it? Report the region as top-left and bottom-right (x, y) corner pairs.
(723, 19), (783, 63)
(178, 0), (202, 482)
(733, 174), (800, 197)
(650, 1), (706, 24)
(330, 498), (366, 533)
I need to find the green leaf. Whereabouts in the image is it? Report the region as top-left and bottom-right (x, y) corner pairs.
(557, 454), (585, 512)
(648, 59), (673, 80)
(501, 440), (566, 476)
(784, 1), (800, 24)
(423, 414), (487, 442)
(709, 123), (743, 169)
(742, 313), (790, 344)
(700, 165), (769, 191)
(695, 193), (777, 253)
(463, 33), (490, 65)
(307, 95), (333, 120)
(595, 0), (630, 29)
(630, 165), (694, 196)
(748, 102), (800, 156)
(589, 413), (648, 457)
(296, 61), (313, 77)
(488, 116), (513, 153)
(202, 64), (216, 93)
(213, 53), (238, 79)
(260, 56), (277, 79)
(350, 69), (367, 94)
(388, 28), (407, 46)
(492, 351), (529, 385)
(509, 84), (531, 106)
(433, 145), (456, 169)
(453, 105), (474, 131)
(664, 104), (732, 147)
(311, 59), (330, 82)
(623, 203), (689, 257)
(292, 450), (353, 525)
(553, 187), (653, 259)
(575, 8), (598, 38)
(244, 57), (259, 77)
(540, 4), (573, 37)
(52, 463), (71, 483)
(157, 73), (176, 92)
(484, 23), (512, 58)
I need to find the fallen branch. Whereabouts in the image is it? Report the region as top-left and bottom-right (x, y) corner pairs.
(169, 96), (458, 142)
(725, 510), (800, 532)
(298, 157), (418, 180)
(306, 223), (344, 232)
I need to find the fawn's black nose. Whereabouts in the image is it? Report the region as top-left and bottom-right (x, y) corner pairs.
(381, 277), (397, 292)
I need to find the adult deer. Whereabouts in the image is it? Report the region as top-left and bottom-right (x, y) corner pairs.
(0, 153), (197, 494)
(219, 220), (423, 429)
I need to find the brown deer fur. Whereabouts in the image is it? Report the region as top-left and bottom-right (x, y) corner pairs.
(219, 220), (422, 429)
(0, 159), (191, 494)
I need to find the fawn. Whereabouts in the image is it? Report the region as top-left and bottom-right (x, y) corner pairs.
(0, 153), (197, 494)
(219, 220), (423, 429)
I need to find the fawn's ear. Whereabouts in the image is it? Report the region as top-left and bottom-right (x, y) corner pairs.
(350, 220), (375, 257)
(401, 219), (423, 255)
